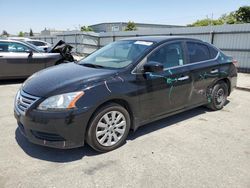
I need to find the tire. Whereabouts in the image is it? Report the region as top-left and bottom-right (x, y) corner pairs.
(207, 81), (228, 111)
(86, 103), (131, 152)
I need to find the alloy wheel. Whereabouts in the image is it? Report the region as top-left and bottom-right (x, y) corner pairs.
(95, 111), (126, 147)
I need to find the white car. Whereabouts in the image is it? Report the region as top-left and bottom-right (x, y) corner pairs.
(8, 37), (52, 52)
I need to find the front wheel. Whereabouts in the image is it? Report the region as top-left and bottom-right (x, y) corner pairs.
(86, 103), (131, 152)
(207, 81), (228, 111)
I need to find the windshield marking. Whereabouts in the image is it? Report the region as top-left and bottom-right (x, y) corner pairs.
(134, 41), (153, 46)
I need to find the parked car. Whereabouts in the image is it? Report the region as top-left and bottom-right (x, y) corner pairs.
(0, 39), (74, 79)
(8, 37), (52, 52)
(26, 40), (52, 52)
(14, 36), (237, 152)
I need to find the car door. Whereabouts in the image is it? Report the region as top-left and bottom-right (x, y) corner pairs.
(185, 41), (221, 105)
(0, 42), (9, 78)
(0, 42), (45, 78)
(0, 41), (30, 78)
(27, 52), (49, 72)
(136, 41), (192, 121)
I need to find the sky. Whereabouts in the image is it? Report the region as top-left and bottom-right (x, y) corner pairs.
(0, 0), (249, 34)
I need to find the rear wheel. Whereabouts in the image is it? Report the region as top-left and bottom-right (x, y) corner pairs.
(207, 81), (228, 111)
(86, 103), (131, 152)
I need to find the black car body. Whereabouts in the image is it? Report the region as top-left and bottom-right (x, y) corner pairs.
(14, 36), (237, 152)
(0, 40), (74, 80)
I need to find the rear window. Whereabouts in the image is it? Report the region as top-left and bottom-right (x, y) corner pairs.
(208, 45), (219, 59)
(28, 41), (46, 46)
(187, 42), (210, 63)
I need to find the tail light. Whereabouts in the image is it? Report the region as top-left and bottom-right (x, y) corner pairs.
(232, 59), (238, 67)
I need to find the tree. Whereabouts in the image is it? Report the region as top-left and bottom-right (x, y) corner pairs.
(187, 18), (223, 27)
(219, 12), (237, 24)
(29, 29), (34, 36)
(125, 21), (137, 31)
(1, 30), (9, 37)
(235, 6), (250, 23)
(18, 31), (24, 37)
(188, 6), (250, 27)
(81, 26), (93, 32)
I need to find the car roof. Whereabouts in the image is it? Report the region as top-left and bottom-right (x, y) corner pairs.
(122, 36), (203, 43)
(26, 39), (44, 42)
(0, 39), (27, 43)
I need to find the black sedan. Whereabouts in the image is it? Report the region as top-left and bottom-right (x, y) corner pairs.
(0, 39), (74, 80)
(14, 36), (237, 152)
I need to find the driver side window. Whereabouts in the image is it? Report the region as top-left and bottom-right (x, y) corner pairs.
(8, 43), (30, 53)
(148, 42), (184, 69)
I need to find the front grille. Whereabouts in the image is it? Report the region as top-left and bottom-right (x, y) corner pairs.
(31, 130), (66, 141)
(16, 90), (40, 114)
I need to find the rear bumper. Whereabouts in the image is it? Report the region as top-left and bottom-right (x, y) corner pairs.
(14, 106), (93, 149)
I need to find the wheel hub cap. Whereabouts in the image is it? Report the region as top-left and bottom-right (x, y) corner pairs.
(216, 88), (225, 103)
(96, 111), (126, 147)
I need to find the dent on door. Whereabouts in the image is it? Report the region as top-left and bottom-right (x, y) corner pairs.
(148, 67), (191, 107)
(137, 65), (192, 123)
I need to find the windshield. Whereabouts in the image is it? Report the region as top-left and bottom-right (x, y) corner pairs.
(79, 40), (154, 69)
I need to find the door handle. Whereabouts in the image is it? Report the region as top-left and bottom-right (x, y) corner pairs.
(210, 69), (219, 74)
(177, 75), (189, 81)
(0, 56), (3, 58)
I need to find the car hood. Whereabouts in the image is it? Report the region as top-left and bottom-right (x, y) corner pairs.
(49, 40), (73, 54)
(49, 40), (74, 61)
(22, 63), (116, 97)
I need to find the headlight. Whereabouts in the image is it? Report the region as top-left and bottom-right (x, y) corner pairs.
(37, 91), (84, 111)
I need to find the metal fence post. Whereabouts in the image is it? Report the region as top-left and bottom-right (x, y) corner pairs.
(75, 33), (77, 53)
(210, 31), (215, 44)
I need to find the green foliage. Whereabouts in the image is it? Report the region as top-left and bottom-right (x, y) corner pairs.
(235, 6), (250, 23)
(81, 26), (93, 32)
(1, 30), (9, 37)
(187, 18), (224, 27)
(29, 29), (34, 36)
(188, 6), (250, 26)
(219, 12), (237, 24)
(18, 31), (24, 37)
(125, 21), (137, 31)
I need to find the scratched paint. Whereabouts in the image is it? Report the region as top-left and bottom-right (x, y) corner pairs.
(117, 76), (124, 82)
(199, 70), (228, 80)
(104, 80), (111, 93)
(198, 70), (229, 103)
(149, 73), (178, 102)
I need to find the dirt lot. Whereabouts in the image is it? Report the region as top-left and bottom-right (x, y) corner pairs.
(0, 82), (249, 188)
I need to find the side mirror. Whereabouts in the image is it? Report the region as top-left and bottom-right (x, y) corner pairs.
(143, 61), (164, 73)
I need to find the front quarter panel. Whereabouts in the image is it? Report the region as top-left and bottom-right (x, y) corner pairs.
(76, 73), (140, 127)
(42, 53), (62, 67)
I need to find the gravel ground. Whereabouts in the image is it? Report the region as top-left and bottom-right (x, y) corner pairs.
(0, 82), (249, 188)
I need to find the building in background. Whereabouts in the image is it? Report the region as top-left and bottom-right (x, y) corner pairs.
(89, 22), (184, 33)
(40, 28), (64, 36)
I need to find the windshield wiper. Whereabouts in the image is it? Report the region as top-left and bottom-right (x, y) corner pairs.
(81, 63), (105, 68)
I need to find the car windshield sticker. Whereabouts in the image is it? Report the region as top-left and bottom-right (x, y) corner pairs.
(134, 41), (153, 46)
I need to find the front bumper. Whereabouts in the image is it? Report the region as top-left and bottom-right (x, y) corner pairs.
(14, 106), (93, 149)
